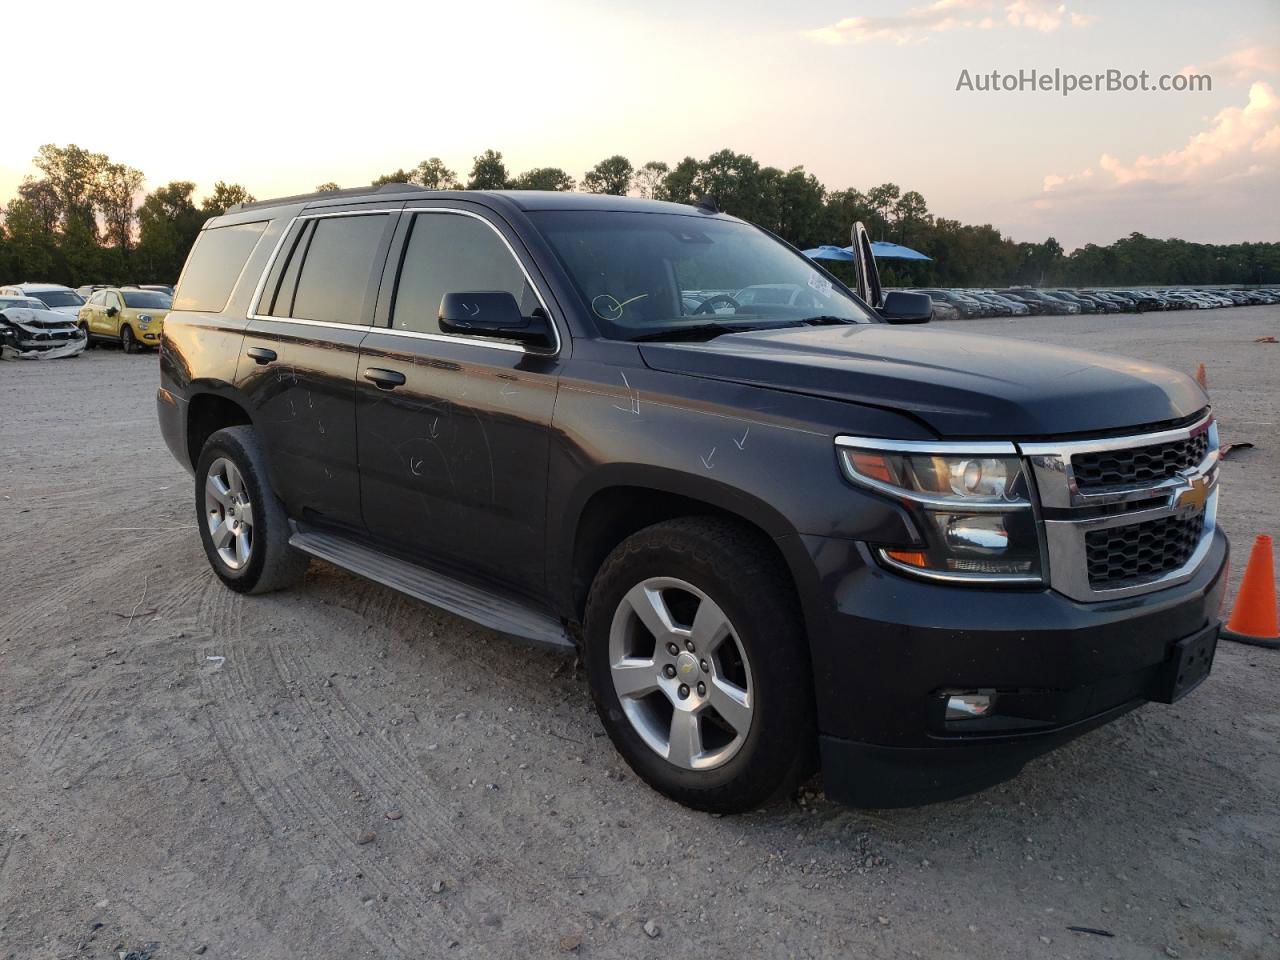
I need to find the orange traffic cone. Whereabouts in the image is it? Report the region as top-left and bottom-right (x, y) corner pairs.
(1194, 364), (1208, 390)
(1222, 535), (1279, 650)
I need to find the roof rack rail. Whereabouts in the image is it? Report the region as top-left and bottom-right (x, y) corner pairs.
(226, 181), (427, 214)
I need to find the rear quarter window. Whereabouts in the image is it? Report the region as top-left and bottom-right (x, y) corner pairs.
(173, 221), (269, 312)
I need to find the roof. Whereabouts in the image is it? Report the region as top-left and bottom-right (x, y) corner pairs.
(2, 282), (77, 292)
(227, 184), (715, 219)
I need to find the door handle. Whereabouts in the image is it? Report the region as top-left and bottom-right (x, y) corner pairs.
(363, 367), (407, 390)
(246, 347), (277, 365)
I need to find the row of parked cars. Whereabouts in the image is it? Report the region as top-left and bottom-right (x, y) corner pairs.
(910, 286), (1280, 320)
(0, 281), (173, 359)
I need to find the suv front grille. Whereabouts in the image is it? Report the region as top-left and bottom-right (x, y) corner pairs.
(1071, 432), (1209, 490)
(1084, 513), (1205, 588)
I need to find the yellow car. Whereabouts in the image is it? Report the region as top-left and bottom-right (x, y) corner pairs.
(78, 287), (172, 353)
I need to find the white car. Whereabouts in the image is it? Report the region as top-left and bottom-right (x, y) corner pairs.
(0, 283), (86, 317)
(0, 296), (87, 359)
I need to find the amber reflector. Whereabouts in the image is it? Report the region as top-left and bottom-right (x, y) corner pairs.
(884, 549), (929, 568)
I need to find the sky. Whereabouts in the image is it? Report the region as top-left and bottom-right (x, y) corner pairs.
(1, 0), (1277, 250)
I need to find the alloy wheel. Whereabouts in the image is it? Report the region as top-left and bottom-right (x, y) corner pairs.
(204, 457), (254, 570)
(608, 577), (754, 770)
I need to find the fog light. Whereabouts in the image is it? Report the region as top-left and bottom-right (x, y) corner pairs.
(945, 691), (996, 720)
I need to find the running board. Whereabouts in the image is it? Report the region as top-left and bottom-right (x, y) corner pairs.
(289, 528), (572, 650)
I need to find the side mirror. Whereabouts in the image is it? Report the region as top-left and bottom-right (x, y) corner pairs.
(878, 291), (932, 324)
(106, 306), (119, 318)
(438, 291), (552, 346)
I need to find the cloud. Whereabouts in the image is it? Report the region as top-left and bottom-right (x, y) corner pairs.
(1182, 44), (1280, 86)
(1043, 81), (1280, 191)
(806, 0), (1090, 45)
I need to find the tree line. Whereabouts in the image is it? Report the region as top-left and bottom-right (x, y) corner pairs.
(2, 144), (1276, 288)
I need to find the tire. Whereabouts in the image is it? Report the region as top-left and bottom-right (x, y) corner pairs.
(121, 325), (137, 354)
(195, 425), (309, 594)
(583, 517), (816, 813)
(79, 323), (94, 348)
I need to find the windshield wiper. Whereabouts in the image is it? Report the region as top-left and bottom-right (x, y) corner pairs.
(631, 323), (758, 342)
(794, 315), (852, 326)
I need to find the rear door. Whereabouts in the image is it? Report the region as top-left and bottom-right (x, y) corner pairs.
(850, 221), (884, 309)
(354, 205), (563, 595)
(236, 206), (399, 530)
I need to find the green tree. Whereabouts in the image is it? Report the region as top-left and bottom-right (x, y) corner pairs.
(509, 167), (576, 191)
(136, 181), (204, 281)
(467, 150), (509, 190)
(16, 178), (60, 234)
(582, 155), (633, 195)
(655, 157), (700, 204)
(33, 144), (107, 237)
(315, 182), (341, 192)
(1, 196), (58, 280)
(892, 190), (930, 246)
(864, 183), (900, 239)
(201, 181), (256, 216)
(411, 158), (461, 190)
(94, 163), (145, 258)
(633, 161), (669, 199)
(372, 169), (414, 187)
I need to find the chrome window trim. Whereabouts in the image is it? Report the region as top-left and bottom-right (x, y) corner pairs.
(246, 206), (563, 356)
(387, 208), (562, 355)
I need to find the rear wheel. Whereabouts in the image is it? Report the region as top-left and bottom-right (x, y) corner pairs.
(195, 426), (309, 594)
(121, 325), (137, 354)
(583, 517), (816, 813)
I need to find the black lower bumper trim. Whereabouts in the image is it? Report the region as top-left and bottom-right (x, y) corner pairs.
(819, 699), (1142, 808)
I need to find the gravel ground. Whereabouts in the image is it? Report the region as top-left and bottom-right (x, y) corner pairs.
(1, 306), (1277, 960)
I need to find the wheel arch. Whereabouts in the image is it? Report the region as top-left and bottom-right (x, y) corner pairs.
(560, 466), (804, 626)
(186, 390), (254, 470)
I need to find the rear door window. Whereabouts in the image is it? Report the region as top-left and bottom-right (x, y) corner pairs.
(173, 221), (269, 312)
(287, 214), (390, 325)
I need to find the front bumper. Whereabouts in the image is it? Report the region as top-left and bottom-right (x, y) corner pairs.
(786, 528), (1228, 807)
(1, 336), (86, 360)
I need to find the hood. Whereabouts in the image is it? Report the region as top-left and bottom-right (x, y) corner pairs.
(50, 304), (81, 316)
(639, 324), (1207, 438)
(2, 307), (79, 330)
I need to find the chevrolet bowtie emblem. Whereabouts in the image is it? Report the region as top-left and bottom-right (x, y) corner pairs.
(1175, 474), (1211, 513)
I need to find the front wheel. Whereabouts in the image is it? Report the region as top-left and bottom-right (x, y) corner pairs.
(120, 325), (137, 354)
(195, 426), (309, 594)
(583, 517), (816, 813)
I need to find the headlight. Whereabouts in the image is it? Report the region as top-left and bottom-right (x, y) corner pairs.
(137, 314), (153, 329)
(836, 438), (1042, 582)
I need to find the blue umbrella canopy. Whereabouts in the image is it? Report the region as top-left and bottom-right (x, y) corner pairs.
(870, 241), (932, 261)
(801, 244), (856, 261)
(803, 242), (932, 261)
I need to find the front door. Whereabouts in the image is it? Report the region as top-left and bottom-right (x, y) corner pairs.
(355, 208), (562, 595)
(236, 208), (397, 530)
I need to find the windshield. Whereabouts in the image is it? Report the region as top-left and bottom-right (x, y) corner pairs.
(29, 289), (84, 308)
(122, 291), (172, 308)
(0, 298), (48, 311)
(530, 211), (876, 340)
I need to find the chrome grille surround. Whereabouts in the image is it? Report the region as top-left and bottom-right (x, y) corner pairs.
(1019, 413), (1219, 603)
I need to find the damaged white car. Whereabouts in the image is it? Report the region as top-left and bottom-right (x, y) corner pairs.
(0, 297), (87, 359)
